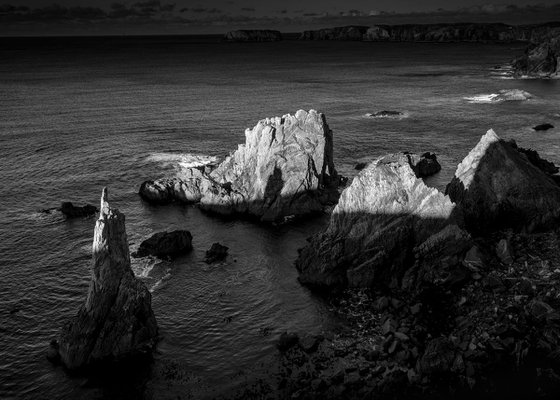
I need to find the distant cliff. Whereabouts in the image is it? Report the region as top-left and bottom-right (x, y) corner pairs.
(300, 22), (560, 42)
(511, 27), (560, 77)
(224, 30), (282, 42)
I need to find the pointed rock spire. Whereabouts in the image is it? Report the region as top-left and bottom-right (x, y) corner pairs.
(55, 188), (158, 370)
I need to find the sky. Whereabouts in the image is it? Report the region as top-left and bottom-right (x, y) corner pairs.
(2, 1), (560, 35)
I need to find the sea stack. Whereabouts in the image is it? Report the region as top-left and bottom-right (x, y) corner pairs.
(54, 188), (158, 370)
(140, 110), (340, 222)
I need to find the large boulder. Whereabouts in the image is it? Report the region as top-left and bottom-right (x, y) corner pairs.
(54, 188), (158, 370)
(140, 110), (340, 222)
(406, 152), (442, 178)
(132, 230), (193, 259)
(296, 153), (468, 290)
(446, 130), (560, 234)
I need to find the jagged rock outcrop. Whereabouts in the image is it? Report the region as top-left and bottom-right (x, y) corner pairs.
(296, 153), (470, 290)
(446, 130), (560, 234)
(224, 30), (282, 42)
(140, 110), (340, 222)
(512, 28), (560, 77)
(508, 139), (559, 176)
(54, 188), (158, 370)
(132, 230), (193, 259)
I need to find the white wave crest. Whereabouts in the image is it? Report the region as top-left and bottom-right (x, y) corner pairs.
(147, 153), (219, 170)
(464, 89), (533, 104)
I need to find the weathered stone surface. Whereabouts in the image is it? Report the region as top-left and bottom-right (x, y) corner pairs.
(406, 152), (442, 178)
(418, 337), (456, 375)
(140, 110), (339, 222)
(204, 242), (229, 264)
(296, 153), (465, 290)
(200, 110), (338, 221)
(55, 188), (158, 370)
(446, 129), (560, 234)
(132, 230), (193, 259)
(224, 30), (282, 42)
(59, 202), (97, 218)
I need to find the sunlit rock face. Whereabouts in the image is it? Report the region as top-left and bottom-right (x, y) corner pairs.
(139, 110), (339, 222)
(446, 130), (560, 234)
(56, 188), (158, 370)
(296, 154), (468, 290)
(200, 110), (338, 221)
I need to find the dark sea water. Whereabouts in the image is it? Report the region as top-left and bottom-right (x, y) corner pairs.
(1, 35), (559, 399)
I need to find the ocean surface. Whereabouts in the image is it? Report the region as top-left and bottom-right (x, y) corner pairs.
(1, 35), (559, 399)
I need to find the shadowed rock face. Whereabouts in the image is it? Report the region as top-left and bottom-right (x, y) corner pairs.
(140, 110), (339, 222)
(56, 188), (158, 370)
(446, 130), (560, 234)
(296, 154), (469, 290)
(132, 230), (193, 259)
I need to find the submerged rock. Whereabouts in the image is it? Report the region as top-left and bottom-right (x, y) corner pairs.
(446, 130), (560, 234)
(366, 110), (406, 119)
(224, 30), (282, 42)
(55, 188), (158, 370)
(140, 110), (340, 222)
(533, 123), (554, 131)
(204, 242), (228, 264)
(59, 202), (97, 218)
(296, 153), (468, 290)
(132, 230), (193, 259)
(406, 152), (442, 178)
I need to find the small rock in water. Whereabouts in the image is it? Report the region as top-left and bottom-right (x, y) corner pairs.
(367, 110), (405, 118)
(533, 123), (554, 131)
(59, 202), (97, 218)
(132, 230), (193, 259)
(205, 242), (229, 264)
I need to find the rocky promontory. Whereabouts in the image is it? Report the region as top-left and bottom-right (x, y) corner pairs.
(296, 153), (469, 290)
(284, 131), (560, 399)
(52, 188), (158, 370)
(511, 27), (560, 77)
(140, 110), (340, 222)
(300, 23), (560, 42)
(224, 30), (282, 42)
(297, 130), (560, 290)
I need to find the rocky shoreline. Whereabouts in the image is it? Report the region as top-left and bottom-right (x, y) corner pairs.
(51, 109), (560, 399)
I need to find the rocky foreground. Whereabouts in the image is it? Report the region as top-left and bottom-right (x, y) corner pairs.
(140, 110), (341, 222)
(281, 130), (560, 399)
(51, 188), (158, 370)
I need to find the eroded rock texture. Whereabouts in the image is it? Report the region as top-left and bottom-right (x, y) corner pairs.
(140, 110), (339, 222)
(446, 129), (560, 234)
(296, 153), (469, 290)
(56, 188), (158, 370)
